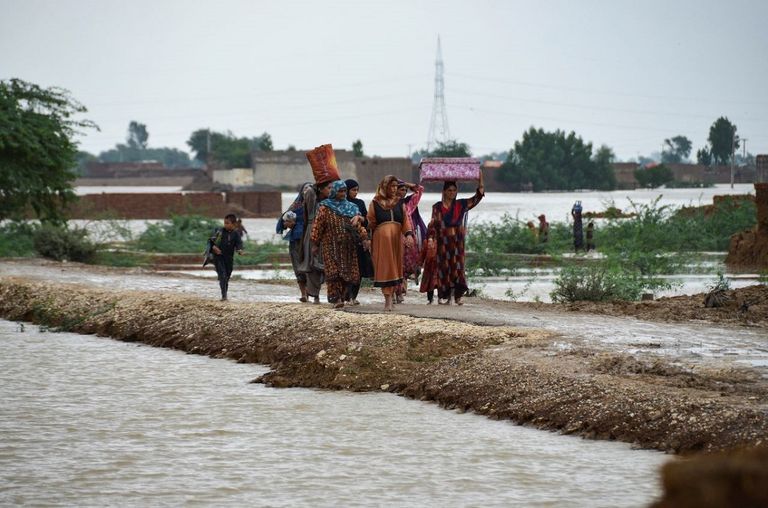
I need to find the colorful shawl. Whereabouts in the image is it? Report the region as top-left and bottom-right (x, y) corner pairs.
(319, 180), (360, 218)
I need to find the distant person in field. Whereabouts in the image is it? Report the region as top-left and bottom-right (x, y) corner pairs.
(572, 201), (584, 253)
(538, 214), (549, 244)
(586, 221), (595, 252)
(207, 213), (244, 301)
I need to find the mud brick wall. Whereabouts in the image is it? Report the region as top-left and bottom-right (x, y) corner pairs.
(68, 192), (281, 219)
(226, 191), (283, 216)
(756, 183), (768, 235)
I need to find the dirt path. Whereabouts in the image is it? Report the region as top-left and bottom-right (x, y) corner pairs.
(3, 259), (765, 376)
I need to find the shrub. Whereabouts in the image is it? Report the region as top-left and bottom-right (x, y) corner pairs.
(0, 221), (37, 257)
(136, 215), (221, 253)
(550, 264), (671, 303)
(33, 223), (97, 262)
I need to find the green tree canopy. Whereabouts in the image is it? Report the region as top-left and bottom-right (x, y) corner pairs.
(708, 117), (739, 165)
(634, 164), (673, 188)
(498, 128), (616, 191)
(661, 135), (692, 164)
(127, 120), (148, 150)
(696, 147), (713, 166)
(0, 78), (96, 223)
(187, 129), (272, 168)
(97, 121), (195, 168)
(352, 139), (364, 157)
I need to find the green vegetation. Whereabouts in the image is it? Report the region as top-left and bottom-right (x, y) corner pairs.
(634, 164), (674, 189)
(136, 215), (221, 253)
(0, 221), (37, 257)
(0, 78), (97, 223)
(32, 223), (97, 262)
(550, 264), (670, 303)
(661, 135), (692, 164)
(497, 128), (616, 191)
(187, 128), (272, 168)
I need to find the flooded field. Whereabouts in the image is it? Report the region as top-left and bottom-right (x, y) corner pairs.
(0, 319), (666, 507)
(73, 184), (756, 244)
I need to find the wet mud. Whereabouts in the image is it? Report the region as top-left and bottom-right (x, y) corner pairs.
(1, 277), (765, 455)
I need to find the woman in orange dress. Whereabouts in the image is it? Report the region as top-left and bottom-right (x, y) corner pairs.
(367, 175), (415, 311)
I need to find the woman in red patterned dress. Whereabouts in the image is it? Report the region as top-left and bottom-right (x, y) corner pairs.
(430, 172), (485, 305)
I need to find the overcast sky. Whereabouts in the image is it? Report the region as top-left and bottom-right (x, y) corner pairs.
(2, 0), (767, 162)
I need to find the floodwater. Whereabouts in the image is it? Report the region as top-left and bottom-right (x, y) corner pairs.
(0, 319), (666, 507)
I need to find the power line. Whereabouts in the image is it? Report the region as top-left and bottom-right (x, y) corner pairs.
(446, 71), (768, 107)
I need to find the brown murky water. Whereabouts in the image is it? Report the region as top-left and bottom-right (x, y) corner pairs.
(0, 319), (666, 507)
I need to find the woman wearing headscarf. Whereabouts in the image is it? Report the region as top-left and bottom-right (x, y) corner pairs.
(367, 175), (415, 311)
(311, 180), (370, 308)
(431, 172), (485, 305)
(344, 178), (374, 305)
(298, 181), (332, 303)
(395, 180), (425, 303)
(276, 182), (313, 301)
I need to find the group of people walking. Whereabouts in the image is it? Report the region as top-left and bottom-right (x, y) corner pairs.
(277, 173), (485, 311)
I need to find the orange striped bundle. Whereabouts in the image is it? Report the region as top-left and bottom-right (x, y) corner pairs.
(305, 144), (341, 184)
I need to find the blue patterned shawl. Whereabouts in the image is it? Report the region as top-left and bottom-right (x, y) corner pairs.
(319, 180), (360, 218)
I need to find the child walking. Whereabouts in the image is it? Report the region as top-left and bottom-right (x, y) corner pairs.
(419, 230), (438, 304)
(207, 214), (244, 300)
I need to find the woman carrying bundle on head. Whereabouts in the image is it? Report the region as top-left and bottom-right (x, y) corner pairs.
(367, 175), (415, 312)
(431, 171), (485, 305)
(297, 180), (332, 304)
(311, 180), (370, 309)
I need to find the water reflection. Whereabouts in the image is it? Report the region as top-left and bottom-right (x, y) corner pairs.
(0, 320), (665, 507)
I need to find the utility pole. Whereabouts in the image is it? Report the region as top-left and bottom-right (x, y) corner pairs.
(730, 132), (736, 189)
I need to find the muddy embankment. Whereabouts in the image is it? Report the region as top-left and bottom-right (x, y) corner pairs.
(1, 278), (766, 456)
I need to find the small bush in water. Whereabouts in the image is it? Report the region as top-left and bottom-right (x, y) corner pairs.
(33, 223), (97, 262)
(550, 264), (670, 303)
(137, 215), (221, 253)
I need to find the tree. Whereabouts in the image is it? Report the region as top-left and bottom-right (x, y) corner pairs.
(74, 150), (97, 175)
(661, 135), (692, 164)
(428, 139), (471, 157)
(708, 117), (739, 165)
(696, 147), (712, 166)
(187, 129), (272, 168)
(634, 164), (673, 188)
(0, 78), (96, 223)
(127, 120), (148, 150)
(497, 128), (616, 191)
(352, 139), (364, 157)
